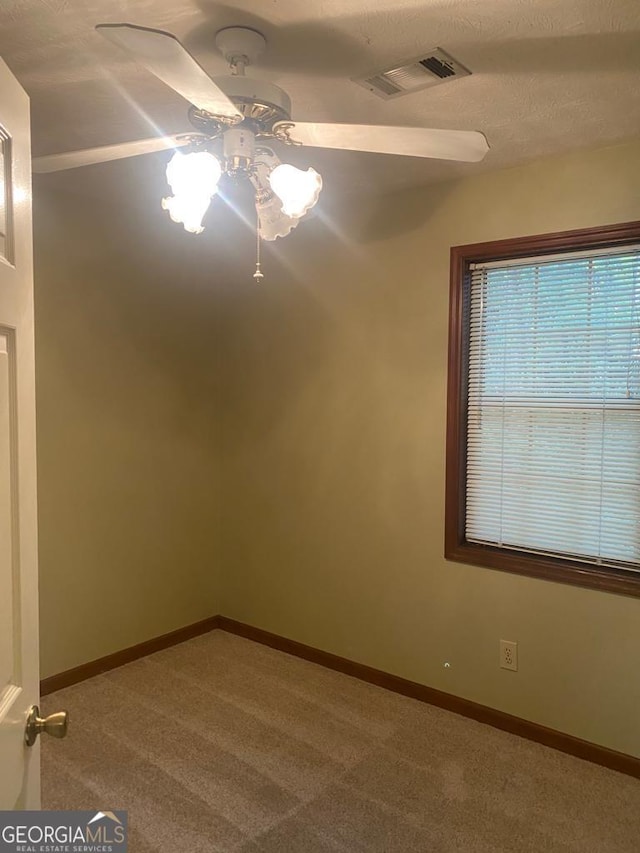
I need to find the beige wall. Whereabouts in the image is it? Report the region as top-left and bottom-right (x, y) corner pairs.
(34, 186), (226, 678)
(33, 140), (640, 755)
(217, 139), (640, 758)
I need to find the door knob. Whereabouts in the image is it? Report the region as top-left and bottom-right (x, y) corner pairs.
(25, 705), (69, 747)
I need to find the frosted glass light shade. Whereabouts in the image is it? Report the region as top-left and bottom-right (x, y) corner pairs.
(256, 194), (298, 241)
(161, 194), (214, 235)
(162, 150), (222, 234)
(165, 150), (221, 197)
(268, 164), (322, 219)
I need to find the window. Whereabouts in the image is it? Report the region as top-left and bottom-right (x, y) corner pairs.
(446, 222), (640, 596)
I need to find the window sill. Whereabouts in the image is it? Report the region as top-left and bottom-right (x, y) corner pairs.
(445, 539), (640, 598)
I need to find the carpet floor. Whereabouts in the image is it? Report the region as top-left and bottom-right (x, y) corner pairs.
(41, 630), (640, 852)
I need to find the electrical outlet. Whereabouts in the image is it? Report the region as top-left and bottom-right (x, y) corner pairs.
(500, 640), (518, 671)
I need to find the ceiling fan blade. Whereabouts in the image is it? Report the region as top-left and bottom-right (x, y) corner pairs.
(96, 23), (242, 121)
(32, 134), (200, 174)
(275, 122), (489, 163)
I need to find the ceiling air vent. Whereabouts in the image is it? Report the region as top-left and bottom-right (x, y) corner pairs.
(354, 47), (471, 100)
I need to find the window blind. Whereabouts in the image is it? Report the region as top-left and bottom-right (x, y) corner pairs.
(466, 246), (640, 569)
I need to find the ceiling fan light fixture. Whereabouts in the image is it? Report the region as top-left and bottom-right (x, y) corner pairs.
(161, 194), (212, 235)
(35, 20), (492, 268)
(162, 150), (222, 233)
(255, 193), (298, 241)
(268, 164), (323, 219)
(165, 150), (222, 197)
(250, 150), (298, 241)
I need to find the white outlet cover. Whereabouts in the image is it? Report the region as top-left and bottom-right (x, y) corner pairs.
(500, 639), (518, 672)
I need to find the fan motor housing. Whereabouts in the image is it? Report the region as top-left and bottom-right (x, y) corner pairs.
(190, 76), (291, 131)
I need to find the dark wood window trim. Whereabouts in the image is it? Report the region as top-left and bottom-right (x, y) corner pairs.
(445, 220), (640, 598)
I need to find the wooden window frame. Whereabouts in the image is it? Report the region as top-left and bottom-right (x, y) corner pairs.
(445, 220), (640, 597)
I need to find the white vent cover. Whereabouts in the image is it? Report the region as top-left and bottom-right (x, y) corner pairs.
(354, 48), (471, 100)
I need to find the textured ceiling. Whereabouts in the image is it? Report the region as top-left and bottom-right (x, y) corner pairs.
(1, 0), (639, 201)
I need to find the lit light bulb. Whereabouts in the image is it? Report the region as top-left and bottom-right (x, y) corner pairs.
(162, 150), (222, 234)
(166, 150), (221, 197)
(268, 163), (322, 219)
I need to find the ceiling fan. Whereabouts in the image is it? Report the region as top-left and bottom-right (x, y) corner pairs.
(33, 24), (489, 278)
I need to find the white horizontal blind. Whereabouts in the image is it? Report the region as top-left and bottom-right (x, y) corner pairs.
(466, 246), (640, 569)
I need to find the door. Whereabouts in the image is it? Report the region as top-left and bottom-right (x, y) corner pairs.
(0, 57), (40, 810)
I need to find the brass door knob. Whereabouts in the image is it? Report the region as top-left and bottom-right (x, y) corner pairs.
(25, 705), (69, 747)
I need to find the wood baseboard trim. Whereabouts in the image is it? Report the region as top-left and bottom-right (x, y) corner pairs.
(41, 613), (639, 779)
(217, 616), (640, 780)
(40, 615), (221, 696)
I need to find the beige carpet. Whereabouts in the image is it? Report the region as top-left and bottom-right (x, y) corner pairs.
(41, 631), (640, 852)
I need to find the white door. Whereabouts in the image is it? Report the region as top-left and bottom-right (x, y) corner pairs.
(0, 57), (40, 810)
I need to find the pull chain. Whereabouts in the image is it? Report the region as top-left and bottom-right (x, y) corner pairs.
(253, 206), (264, 282)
